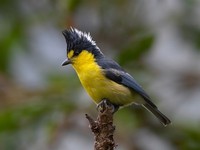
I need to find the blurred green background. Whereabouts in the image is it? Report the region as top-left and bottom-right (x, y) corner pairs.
(0, 0), (200, 150)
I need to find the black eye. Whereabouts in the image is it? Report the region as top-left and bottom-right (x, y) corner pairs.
(74, 51), (80, 56)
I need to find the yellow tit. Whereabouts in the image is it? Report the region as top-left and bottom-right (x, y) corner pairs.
(62, 28), (171, 126)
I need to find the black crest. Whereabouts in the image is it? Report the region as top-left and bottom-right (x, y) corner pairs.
(62, 27), (103, 58)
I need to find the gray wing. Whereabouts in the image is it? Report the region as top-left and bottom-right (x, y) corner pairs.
(103, 67), (157, 108)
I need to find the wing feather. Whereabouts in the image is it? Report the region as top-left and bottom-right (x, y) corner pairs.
(97, 58), (157, 108)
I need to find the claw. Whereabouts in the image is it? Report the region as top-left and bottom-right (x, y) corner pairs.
(97, 99), (119, 114)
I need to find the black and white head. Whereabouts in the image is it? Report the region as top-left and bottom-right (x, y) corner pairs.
(62, 28), (103, 60)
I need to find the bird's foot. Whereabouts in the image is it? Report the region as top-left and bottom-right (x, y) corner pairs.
(97, 99), (119, 114)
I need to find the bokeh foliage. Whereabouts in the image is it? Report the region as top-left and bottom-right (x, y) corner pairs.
(0, 0), (200, 150)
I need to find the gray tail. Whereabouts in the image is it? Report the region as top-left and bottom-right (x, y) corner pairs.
(143, 103), (171, 126)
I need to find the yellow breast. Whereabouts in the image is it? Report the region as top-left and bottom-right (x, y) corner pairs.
(71, 50), (136, 105)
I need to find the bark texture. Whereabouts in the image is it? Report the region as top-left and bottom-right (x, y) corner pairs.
(86, 100), (116, 150)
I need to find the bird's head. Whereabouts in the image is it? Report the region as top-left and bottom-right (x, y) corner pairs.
(62, 28), (104, 67)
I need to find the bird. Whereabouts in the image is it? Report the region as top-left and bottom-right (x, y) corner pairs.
(62, 27), (171, 126)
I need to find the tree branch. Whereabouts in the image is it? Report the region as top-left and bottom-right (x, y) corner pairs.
(86, 99), (117, 150)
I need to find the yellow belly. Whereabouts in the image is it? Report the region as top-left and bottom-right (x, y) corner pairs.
(71, 50), (142, 106)
(78, 70), (136, 105)
(73, 64), (142, 106)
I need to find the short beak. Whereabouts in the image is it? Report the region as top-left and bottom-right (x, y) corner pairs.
(62, 59), (71, 66)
